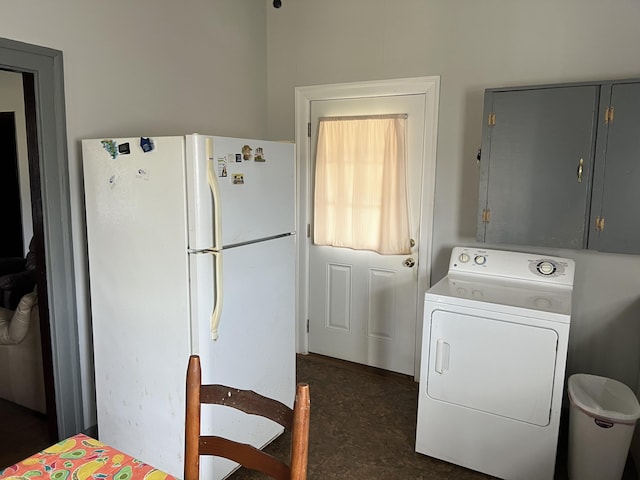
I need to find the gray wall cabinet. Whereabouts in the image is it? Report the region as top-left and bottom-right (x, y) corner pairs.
(477, 79), (640, 255)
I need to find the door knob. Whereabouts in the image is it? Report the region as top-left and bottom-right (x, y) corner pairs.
(403, 258), (415, 268)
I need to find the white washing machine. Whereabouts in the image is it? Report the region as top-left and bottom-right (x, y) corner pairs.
(416, 247), (575, 480)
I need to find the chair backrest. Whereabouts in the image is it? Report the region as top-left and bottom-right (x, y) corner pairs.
(184, 355), (310, 480)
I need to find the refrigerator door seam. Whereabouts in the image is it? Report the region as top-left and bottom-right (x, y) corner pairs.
(222, 232), (296, 250)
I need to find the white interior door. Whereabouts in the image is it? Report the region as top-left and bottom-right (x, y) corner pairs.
(308, 94), (427, 375)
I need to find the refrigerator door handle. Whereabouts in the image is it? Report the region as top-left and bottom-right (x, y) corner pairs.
(206, 137), (223, 251)
(210, 250), (224, 340)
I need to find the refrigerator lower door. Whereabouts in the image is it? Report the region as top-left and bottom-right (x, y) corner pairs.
(190, 234), (296, 479)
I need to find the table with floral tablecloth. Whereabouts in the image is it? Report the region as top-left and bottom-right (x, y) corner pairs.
(1, 433), (177, 479)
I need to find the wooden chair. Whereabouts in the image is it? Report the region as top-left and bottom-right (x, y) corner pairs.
(184, 355), (310, 480)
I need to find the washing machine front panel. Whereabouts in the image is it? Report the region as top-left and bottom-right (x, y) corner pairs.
(427, 309), (558, 426)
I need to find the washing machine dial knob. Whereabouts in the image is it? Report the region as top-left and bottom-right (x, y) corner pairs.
(474, 255), (487, 265)
(537, 261), (556, 275)
(458, 253), (470, 263)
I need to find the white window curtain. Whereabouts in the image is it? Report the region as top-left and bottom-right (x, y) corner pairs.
(313, 114), (411, 255)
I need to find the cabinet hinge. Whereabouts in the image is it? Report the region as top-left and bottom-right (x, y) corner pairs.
(308, 122), (311, 137)
(307, 223), (311, 238)
(488, 112), (496, 127)
(595, 216), (605, 232)
(306, 319), (310, 333)
(482, 209), (491, 223)
(605, 106), (615, 124)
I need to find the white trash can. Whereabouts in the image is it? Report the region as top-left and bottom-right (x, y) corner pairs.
(568, 373), (640, 480)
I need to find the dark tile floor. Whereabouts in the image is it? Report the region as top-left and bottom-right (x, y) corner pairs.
(0, 398), (50, 469)
(1, 354), (637, 479)
(231, 353), (638, 480)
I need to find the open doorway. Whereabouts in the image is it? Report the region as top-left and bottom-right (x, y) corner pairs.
(0, 111), (23, 256)
(0, 37), (84, 444)
(0, 68), (56, 464)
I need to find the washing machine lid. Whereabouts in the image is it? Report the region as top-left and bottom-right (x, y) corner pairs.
(426, 273), (573, 322)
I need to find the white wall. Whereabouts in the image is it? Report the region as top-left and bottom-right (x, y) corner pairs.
(266, 0), (640, 390)
(0, 70), (33, 252)
(267, 0), (640, 469)
(0, 0), (268, 428)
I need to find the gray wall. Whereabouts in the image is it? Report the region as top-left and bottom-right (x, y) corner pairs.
(0, 0), (269, 428)
(266, 0), (640, 391)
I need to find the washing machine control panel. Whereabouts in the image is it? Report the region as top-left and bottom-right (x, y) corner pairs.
(457, 252), (489, 265)
(449, 247), (575, 287)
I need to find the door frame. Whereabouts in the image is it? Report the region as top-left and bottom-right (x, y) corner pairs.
(0, 37), (84, 438)
(294, 77), (440, 377)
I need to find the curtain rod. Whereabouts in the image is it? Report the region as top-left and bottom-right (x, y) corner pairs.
(319, 113), (408, 122)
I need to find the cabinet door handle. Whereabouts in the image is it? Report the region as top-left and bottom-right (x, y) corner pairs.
(577, 158), (584, 183)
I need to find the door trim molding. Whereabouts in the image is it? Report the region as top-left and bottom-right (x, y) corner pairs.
(294, 77), (440, 377)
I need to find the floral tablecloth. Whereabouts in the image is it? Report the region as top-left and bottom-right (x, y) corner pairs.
(1, 433), (177, 479)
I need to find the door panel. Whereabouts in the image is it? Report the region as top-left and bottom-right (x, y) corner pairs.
(479, 86), (598, 248)
(427, 310), (558, 426)
(308, 94), (426, 375)
(590, 82), (640, 254)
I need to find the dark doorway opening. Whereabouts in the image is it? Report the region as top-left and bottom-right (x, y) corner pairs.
(22, 71), (58, 443)
(0, 68), (58, 452)
(0, 36), (85, 442)
(0, 111), (24, 257)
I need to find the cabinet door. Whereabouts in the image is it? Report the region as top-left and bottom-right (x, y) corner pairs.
(589, 82), (640, 254)
(478, 86), (599, 248)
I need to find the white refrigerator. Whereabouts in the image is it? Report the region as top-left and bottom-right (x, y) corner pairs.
(82, 134), (296, 479)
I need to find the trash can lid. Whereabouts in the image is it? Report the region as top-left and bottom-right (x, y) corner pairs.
(568, 374), (640, 423)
